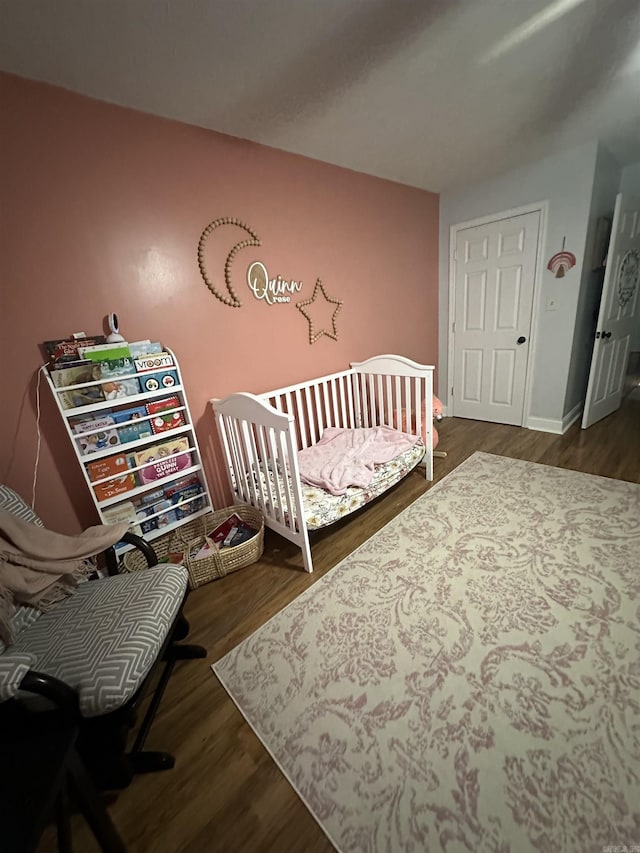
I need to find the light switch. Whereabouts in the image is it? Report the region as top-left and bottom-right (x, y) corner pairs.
(545, 297), (558, 311)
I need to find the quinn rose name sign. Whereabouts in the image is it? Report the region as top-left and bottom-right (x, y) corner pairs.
(246, 261), (303, 305)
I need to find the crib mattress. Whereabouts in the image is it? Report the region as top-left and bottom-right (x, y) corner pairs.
(303, 439), (425, 529)
(252, 440), (425, 531)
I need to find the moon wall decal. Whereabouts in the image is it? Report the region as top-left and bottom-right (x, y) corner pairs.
(198, 217), (261, 307)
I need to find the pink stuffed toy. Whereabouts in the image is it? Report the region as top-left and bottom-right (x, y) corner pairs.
(395, 396), (444, 449)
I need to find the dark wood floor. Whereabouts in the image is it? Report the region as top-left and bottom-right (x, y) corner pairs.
(39, 378), (640, 853)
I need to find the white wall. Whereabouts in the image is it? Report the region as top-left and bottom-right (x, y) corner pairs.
(564, 144), (621, 415)
(439, 140), (598, 425)
(620, 160), (640, 352)
(620, 161), (640, 194)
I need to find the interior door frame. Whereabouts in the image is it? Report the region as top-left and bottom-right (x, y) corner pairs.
(447, 200), (549, 427)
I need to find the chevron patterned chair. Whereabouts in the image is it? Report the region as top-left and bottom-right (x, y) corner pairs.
(0, 484), (206, 789)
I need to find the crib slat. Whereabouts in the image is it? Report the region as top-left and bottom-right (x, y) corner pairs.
(259, 426), (283, 524)
(241, 419), (262, 508)
(216, 412), (238, 496)
(387, 376), (402, 430)
(304, 385), (316, 445)
(351, 374), (361, 428)
(337, 377), (347, 427)
(346, 376), (355, 428)
(330, 378), (339, 426)
(252, 425), (271, 518)
(294, 388), (308, 449)
(268, 426), (286, 525)
(361, 376), (369, 427)
(227, 416), (250, 502)
(236, 420), (254, 505)
(284, 391), (293, 417)
(222, 415), (242, 499)
(284, 391), (298, 447)
(404, 376), (411, 431)
(314, 384), (324, 435)
(368, 375), (376, 426)
(371, 376), (387, 426)
(321, 381), (331, 429)
(382, 375), (390, 426)
(277, 431), (297, 532)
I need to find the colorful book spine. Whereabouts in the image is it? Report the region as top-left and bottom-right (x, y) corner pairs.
(133, 437), (191, 485)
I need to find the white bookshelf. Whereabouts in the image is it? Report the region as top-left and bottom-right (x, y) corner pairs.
(43, 346), (213, 553)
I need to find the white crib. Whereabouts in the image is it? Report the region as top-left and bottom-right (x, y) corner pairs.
(211, 354), (434, 573)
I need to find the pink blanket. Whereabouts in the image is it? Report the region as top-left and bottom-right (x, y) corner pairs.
(297, 426), (420, 496)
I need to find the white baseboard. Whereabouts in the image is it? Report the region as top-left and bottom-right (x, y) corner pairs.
(561, 402), (583, 432)
(526, 416), (563, 434)
(526, 402), (583, 435)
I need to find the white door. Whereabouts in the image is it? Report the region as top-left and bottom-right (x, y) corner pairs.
(452, 210), (540, 425)
(582, 193), (640, 429)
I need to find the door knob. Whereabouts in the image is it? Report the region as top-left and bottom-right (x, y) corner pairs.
(517, 336), (527, 344)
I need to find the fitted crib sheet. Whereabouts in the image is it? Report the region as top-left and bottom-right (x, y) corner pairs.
(252, 440), (425, 531)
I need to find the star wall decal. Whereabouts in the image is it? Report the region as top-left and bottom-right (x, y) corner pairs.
(296, 279), (343, 344)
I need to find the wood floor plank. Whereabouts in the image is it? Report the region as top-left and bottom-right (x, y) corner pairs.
(37, 388), (640, 852)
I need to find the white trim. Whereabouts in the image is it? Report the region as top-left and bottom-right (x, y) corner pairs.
(447, 200), (549, 427)
(526, 401), (582, 435)
(525, 415), (563, 434)
(562, 401), (583, 432)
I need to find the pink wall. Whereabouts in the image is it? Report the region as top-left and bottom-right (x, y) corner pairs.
(0, 72), (439, 533)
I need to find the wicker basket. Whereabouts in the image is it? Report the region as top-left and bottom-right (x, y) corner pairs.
(122, 505), (264, 589)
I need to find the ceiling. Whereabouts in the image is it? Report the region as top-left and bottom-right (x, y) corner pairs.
(1, 0), (639, 193)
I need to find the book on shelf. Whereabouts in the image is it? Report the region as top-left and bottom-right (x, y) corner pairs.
(139, 487), (165, 506)
(146, 396), (180, 415)
(78, 343), (132, 361)
(164, 474), (202, 500)
(73, 416), (121, 455)
(134, 352), (175, 373)
(146, 395), (184, 434)
(139, 371), (179, 393)
(43, 336), (106, 366)
(93, 471), (137, 502)
(128, 340), (163, 359)
(167, 479), (205, 518)
(133, 437), (192, 485)
(135, 499), (177, 533)
(102, 500), (142, 535)
(86, 452), (131, 484)
(101, 377), (141, 401)
(111, 405), (153, 443)
(93, 357), (137, 379)
(48, 358), (94, 372)
(51, 364), (105, 410)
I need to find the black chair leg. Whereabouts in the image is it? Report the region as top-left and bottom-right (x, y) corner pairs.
(129, 751), (176, 774)
(67, 748), (127, 853)
(172, 613), (190, 641)
(133, 642), (206, 754)
(56, 776), (73, 853)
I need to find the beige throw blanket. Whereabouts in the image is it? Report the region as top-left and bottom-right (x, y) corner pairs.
(0, 510), (130, 618)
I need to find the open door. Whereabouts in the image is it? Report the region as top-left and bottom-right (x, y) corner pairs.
(582, 193), (640, 429)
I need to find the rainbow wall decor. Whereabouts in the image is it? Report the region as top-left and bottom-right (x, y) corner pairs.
(547, 237), (576, 278)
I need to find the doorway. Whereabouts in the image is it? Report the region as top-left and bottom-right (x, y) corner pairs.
(581, 192), (640, 428)
(448, 204), (544, 426)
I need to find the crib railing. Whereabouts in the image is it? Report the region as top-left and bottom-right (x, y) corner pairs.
(351, 356), (434, 480)
(262, 368), (357, 450)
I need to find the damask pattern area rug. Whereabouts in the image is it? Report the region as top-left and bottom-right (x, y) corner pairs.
(212, 452), (640, 852)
